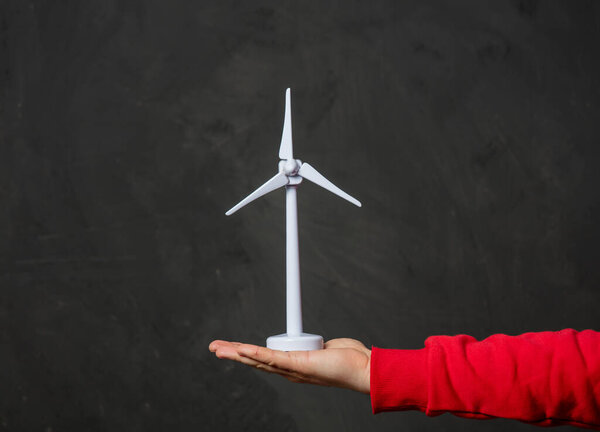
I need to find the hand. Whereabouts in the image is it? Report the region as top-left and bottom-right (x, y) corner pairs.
(209, 338), (371, 394)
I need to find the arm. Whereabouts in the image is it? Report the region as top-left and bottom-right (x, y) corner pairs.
(210, 329), (600, 429)
(372, 329), (600, 429)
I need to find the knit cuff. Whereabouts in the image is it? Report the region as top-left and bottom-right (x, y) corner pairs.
(370, 346), (429, 414)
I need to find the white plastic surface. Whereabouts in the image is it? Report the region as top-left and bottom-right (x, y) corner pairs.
(267, 333), (324, 351)
(298, 163), (362, 207)
(225, 172), (288, 215)
(279, 88), (293, 160)
(225, 88), (362, 353)
(285, 185), (302, 336)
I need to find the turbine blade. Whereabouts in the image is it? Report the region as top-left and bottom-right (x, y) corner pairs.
(225, 172), (289, 216)
(298, 163), (361, 207)
(278, 88), (293, 160)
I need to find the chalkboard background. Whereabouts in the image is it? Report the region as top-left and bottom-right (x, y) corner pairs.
(1, 1), (599, 431)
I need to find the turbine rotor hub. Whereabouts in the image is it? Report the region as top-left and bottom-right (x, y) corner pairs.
(279, 159), (301, 176)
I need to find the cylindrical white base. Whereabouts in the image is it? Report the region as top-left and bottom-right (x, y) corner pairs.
(266, 333), (324, 351)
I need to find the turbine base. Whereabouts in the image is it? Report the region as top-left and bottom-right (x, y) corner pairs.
(266, 333), (323, 351)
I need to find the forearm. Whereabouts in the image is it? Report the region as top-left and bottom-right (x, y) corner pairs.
(371, 329), (600, 429)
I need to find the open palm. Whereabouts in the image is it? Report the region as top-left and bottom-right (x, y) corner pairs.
(209, 338), (371, 394)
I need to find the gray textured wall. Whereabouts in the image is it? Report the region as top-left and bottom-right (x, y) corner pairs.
(1, 1), (599, 431)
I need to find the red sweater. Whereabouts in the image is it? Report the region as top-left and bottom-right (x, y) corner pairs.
(370, 329), (600, 429)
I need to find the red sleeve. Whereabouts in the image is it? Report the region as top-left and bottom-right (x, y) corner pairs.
(370, 329), (600, 429)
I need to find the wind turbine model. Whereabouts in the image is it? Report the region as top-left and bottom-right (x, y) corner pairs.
(226, 88), (361, 351)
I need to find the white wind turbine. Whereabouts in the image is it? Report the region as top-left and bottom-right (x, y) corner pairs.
(226, 88), (361, 351)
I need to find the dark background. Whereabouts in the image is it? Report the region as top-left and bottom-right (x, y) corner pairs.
(1, 0), (599, 431)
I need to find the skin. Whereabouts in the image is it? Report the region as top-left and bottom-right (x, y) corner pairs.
(209, 338), (371, 394)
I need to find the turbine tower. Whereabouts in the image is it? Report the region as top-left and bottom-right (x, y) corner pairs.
(226, 88), (361, 351)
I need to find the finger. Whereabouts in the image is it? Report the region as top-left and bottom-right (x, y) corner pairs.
(236, 344), (313, 374)
(214, 344), (286, 373)
(209, 340), (243, 352)
(214, 345), (326, 385)
(209, 340), (233, 351)
(212, 342), (310, 377)
(213, 344), (239, 359)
